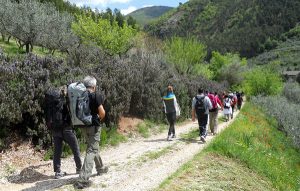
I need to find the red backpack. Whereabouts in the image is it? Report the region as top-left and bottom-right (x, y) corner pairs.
(208, 94), (217, 109)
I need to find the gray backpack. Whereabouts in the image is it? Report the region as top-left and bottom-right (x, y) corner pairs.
(67, 82), (86, 126)
(76, 90), (93, 126)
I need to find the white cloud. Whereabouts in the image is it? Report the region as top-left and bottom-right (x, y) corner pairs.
(67, 0), (131, 7)
(142, 5), (154, 8)
(120, 6), (137, 15)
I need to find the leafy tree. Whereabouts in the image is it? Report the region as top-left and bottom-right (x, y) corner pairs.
(0, 0), (77, 53)
(127, 16), (138, 29)
(114, 9), (125, 27)
(72, 15), (136, 56)
(243, 67), (283, 97)
(209, 51), (247, 87)
(164, 36), (211, 78)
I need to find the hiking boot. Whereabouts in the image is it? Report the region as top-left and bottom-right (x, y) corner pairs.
(200, 136), (206, 143)
(74, 180), (92, 189)
(54, 171), (66, 179)
(167, 136), (172, 141)
(171, 134), (176, 138)
(97, 166), (108, 176)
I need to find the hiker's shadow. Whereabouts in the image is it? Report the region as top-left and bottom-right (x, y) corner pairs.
(8, 164), (52, 184)
(21, 173), (99, 191)
(21, 177), (77, 191)
(144, 138), (167, 143)
(178, 138), (204, 144)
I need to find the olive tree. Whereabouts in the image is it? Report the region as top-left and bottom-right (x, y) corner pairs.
(0, 0), (77, 53)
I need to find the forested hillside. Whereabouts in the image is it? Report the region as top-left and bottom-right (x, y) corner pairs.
(250, 25), (300, 72)
(145, 0), (300, 57)
(128, 6), (173, 27)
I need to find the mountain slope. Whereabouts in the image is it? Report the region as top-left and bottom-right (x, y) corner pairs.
(145, 0), (300, 58)
(250, 25), (300, 72)
(128, 6), (173, 27)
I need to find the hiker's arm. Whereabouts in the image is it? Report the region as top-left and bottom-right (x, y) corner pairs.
(98, 105), (106, 121)
(192, 108), (196, 122)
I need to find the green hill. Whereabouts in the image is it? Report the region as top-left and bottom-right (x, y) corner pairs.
(249, 25), (300, 72)
(127, 6), (173, 27)
(145, 0), (300, 58)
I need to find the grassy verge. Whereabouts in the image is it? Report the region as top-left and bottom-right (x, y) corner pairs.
(157, 102), (300, 191)
(0, 39), (64, 58)
(137, 120), (167, 138)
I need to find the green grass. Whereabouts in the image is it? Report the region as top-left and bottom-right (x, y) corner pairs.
(100, 126), (128, 147)
(0, 39), (65, 58)
(137, 120), (167, 138)
(138, 145), (176, 163)
(157, 103), (300, 191)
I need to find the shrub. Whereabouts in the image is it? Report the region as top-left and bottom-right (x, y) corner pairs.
(283, 82), (300, 104)
(0, 45), (225, 149)
(243, 67), (283, 97)
(0, 51), (83, 147)
(164, 36), (210, 78)
(251, 96), (300, 148)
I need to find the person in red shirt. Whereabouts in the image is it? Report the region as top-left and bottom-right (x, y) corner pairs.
(208, 92), (223, 135)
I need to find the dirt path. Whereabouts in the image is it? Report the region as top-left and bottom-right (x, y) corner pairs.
(0, 110), (240, 191)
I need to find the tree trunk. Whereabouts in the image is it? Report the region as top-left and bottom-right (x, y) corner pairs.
(6, 36), (11, 43)
(30, 43), (33, 52)
(26, 43), (30, 53)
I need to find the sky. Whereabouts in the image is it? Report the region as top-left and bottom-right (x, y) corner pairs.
(66, 0), (189, 15)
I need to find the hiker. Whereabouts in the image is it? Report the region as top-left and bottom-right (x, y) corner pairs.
(163, 85), (180, 141)
(236, 92), (243, 110)
(192, 88), (212, 143)
(45, 86), (82, 179)
(229, 93), (237, 119)
(223, 94), (232, 122)
(208, 92), (223, 135)
(75, 76), (108, 189)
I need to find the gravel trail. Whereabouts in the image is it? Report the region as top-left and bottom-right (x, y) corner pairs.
(0, 110), (240, 191)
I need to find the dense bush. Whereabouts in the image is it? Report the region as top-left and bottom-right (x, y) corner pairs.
(283, 82), (300, 104)
(163, 36), (211, 78)
(0, 47), (224, 148)
(0, 50), (84, 147)
(209, 51), (247, 87)
(251, 96), (300, 148)
(242, 67), (283, 97)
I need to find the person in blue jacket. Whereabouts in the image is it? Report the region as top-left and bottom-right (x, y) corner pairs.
(163, 85), (180, 141)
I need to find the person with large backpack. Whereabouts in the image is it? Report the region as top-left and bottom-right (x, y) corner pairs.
(163, 85), (180, 141)
(45, 86), (82, 179)
(208, 92), (223, 135)
(74, 76), (108, 189)
(192, 88), (212, 143)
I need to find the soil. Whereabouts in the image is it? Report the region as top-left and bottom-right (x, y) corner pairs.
(117, 117), (143, 135)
